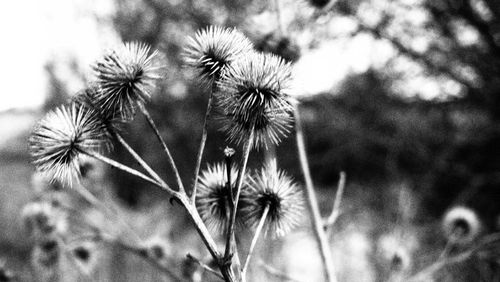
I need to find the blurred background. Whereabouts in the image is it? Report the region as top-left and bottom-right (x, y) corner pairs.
(1, 0), (500, 281)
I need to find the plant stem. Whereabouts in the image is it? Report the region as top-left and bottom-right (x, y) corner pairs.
(224, 129), (254, 261)
(191, 91), (214, 203)
(241, 205), (270, 281)
(81, 150), (164, 189)
(325, 172), (346, 233)
(84, 150), (233, 281)
(179, 195), (234, 282)
(137, 103), (185, 194)
(293, 104), (337, 282)
(187, 253), (224, 280)
(114, 132), (167, 188)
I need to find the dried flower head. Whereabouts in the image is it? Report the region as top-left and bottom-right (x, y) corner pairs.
(29, 103), (110, 185)
(196, 163), (244, 233)
(184, 26), (253, 85)
(73, 85), (123, 135)
(442, 206), (482, 245)
(217, 52), (294, 148)
(93, 42), (162, 120)
(241, 159), (304, 237)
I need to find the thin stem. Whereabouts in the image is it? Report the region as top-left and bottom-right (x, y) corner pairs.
(225, 129), (254, 260)
(82, 151), (232, 281)
(191, 91), (214, 203)
(294, 104), (337, 282)
(179, 195), (235, 282)
(241, 205), (270, 281)
(137, 103), (186, 194)
(114, 132), (167, 188)
(81, 150), (164, 189)
(325, 172), (346, 233)
(187, 253), (224, 280)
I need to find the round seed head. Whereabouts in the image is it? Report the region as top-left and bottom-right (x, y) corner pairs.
(196, 163), (246, 234)
(216, 52), (294, 148)
(73, 85), (124, 135)
(29, 103), (111, 186)
(184, 26), (253, 86)
(442, 206), (481, 245)
(93, 42), (162, 120)
(241, 159), (304, 237)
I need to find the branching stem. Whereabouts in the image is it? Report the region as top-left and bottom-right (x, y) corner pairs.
(241, 205), (270, 281)
(191, 90), (214, 203)
(138, 103), (186, 194)
(294, 104), (337, 282)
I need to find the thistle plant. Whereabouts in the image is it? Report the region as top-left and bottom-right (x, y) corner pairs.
(216, 51), (294, 149)
(28, 24), (308, 282)
(240, 159), (304, 280)
(29, 104), (112, 186)
(183, 26), (254, 205)
(196, 163), (245, 234)
(93, 42), (162, 120)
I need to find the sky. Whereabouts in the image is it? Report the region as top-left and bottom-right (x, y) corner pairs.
(0, 0), (117, 112)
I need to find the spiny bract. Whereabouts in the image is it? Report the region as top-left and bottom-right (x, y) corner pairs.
(240, 159), (304, 237)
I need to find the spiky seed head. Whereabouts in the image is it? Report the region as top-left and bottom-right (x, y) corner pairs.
(93, 42), (162, 120)
(241, 159), (304, 237)
(196, 163), (246, 234)
(29, 103), (111, 186)
(183, 26), (254, 86)
(442, 206), (481, 245)
(216, 52), (294, 148)
(73, 85), (124, 135)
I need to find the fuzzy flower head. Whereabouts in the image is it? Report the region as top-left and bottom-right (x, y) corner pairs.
(73, 85), (124, 135)
(196, 163), (244, 234)
(442, 206), (482, 245)
(93, 42), (162, 120)
(184, 26), (253, 85)
(29, 103), (111, 185)
(217, 52), (294, 148)
(241, 159), (304, 237)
